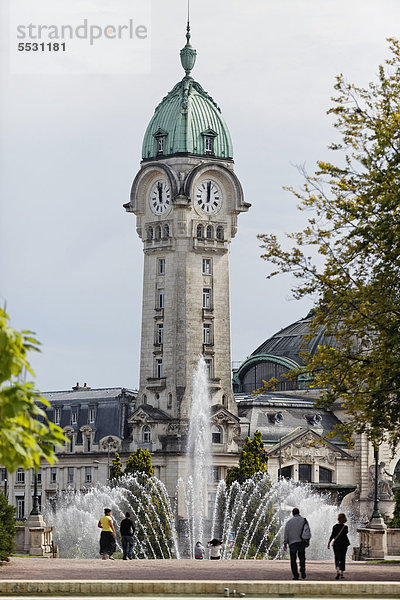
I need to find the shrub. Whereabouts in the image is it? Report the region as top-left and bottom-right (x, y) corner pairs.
(0, 492), (16, 562)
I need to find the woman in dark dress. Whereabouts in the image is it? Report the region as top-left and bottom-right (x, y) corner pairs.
(328, 513), (350, 579)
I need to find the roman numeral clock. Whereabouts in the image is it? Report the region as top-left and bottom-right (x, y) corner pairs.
(123, 23), (250, 491)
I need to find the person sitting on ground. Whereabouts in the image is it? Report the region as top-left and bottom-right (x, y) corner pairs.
(98, 507), (116, 560)
(207, 538), (223, 560)
(194, 541), (205, 559)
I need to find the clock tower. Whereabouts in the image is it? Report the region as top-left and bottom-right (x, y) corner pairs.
(124, 24), (250, 492)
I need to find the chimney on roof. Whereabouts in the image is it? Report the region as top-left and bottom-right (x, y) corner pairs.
(72, 382), (91, 390)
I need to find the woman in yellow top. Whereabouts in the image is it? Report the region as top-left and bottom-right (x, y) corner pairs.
(98, 508), (116, 560)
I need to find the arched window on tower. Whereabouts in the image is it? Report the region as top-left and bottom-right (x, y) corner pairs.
(212, 425), (222, 444)
(216, 226), (224, 241)
(206, 225), (213, 239)
(143, 425), (151, 444)
(147, 226), (153, 241)
(197, 224), (203, 238)
(156, 225), (162, 240)
(164, 224), (170, 238)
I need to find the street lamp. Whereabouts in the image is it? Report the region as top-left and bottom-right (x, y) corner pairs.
(30, 471), (40, 516)
(369, 445), (385, 529)
(106, 437), (114, 481)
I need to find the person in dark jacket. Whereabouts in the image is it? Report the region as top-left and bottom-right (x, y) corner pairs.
(328, 513), (350, 579)
(120, 511), (135, 560)
(283, 507), (311, 580)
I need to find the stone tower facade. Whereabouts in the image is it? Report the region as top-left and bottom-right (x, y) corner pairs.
(124, 26), (249, 497)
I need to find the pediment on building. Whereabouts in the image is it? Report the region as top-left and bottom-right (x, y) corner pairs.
(128, 404), (171, 425)
(210, 404), (239, 425)
(268, 427), (354, 465)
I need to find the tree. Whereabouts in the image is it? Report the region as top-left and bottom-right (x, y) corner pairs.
(390, 489), (400, 528)
(0, 492), (16, 562)
(124, 448), (154, 477)
(0, 308), (66, 472)
(226, 431), (268, 488)
(109, 452), (123, 480)
(258, 38), (400, 448)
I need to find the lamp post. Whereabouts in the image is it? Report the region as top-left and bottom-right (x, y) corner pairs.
(30, 471), (40, 516)
(369, 445), (386, 529)
(107, 437), (114, 482)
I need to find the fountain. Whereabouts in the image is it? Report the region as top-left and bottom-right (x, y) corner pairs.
(43, 356), (356, 559)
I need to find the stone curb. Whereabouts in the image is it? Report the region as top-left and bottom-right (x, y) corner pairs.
(1, 580), (400, 597)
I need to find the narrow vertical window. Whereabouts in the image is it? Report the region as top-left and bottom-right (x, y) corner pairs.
(156, 359), (163, 378)
(205, 136), (214, 154)
(157, 137), (164, 153)
(158, 258), (166, 275)
(85, 466), (92, 483)
(89, 408), (96, 423)
(71, 411), (77, 425)
(156, 225), (162, 240)
(157, 323), (164, 345)
(147, 226), (154, 241)
(205, 359), (213, 378)
(206, 225), (212, 239)
(158, 289), (164, 309)
(16, 498), (25, 520)
(202, 258), (211, 274)
(164, 224), (170, 238)
(54, 407), (60, 424)
(203, 288), (211, 309)
(51, 467), (57, 483)
(168, 393), (173, 408)
(17, 468), (25, 484)
(203, 323), (212, 344)
(86, 436), (91, 453)
(216, 226), (224, 240)
(197, 224), (203, 238)
(68, 467), (74, 484)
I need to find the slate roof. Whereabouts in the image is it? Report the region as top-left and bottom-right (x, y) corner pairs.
(236, 391), (345, 447)
(251, 311), (336, 366)
(43, 387), (137, 443)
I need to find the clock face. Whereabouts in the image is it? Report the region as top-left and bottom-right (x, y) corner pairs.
(196, 180), (222, 214)
(149, 180), (171, 215)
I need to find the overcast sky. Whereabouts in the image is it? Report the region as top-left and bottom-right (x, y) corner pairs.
(1, 0), (399, 393)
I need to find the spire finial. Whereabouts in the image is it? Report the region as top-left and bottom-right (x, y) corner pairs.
(186, 0), (191, 44)
(180, 1), (196, 77)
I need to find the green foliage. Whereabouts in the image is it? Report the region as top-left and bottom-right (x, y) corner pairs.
(0, 492), (16, 562)
(226, 431), (268, 488)
(0, 308), (66, 472)
(110, 452), (123, 480)
(124, 448), (154, 477)
(257, 38), (400, 448)
(390, 489), (400, 528)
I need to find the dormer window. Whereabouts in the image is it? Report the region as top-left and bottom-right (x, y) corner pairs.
(205, 136), (214, 154)
(153, 127), (168, 156)
(201, 128), (217, 155)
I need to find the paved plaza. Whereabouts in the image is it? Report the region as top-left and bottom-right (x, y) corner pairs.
(1, 557), (400, 598)
(1, 557), (400, 581)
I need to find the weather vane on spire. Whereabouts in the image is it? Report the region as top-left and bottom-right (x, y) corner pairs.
(180, 0), (196, 77)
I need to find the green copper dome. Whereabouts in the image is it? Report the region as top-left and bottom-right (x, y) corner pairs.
(142, 27), (233, 161)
